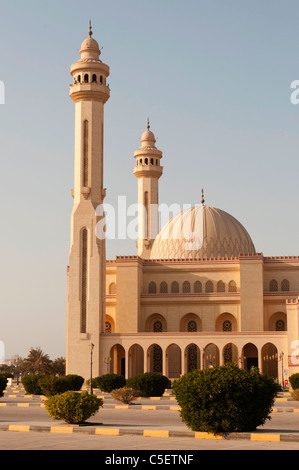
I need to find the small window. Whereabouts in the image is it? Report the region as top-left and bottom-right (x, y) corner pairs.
(149, 282), (157, 294)
(160, 281), (168, 293)
(205, 281), (213, 293)
(150, 158), (154, 165)
(171, 281), (179, 293)
(92, 74), (97, 83)
(275, 319), (286, 331)
(84, 74), (89, 83)
(222, 320), (232, 332)
(105, 322), (112, 334)
(100, 75), (103, 84)
(228, 280), (237, 292)
(153, 321), (163, 332)
(270, 279), (278, 292)
(281, 279), (290, 292)
(78, 75), (81, 83)
(217, 281), (225, 292)
(187, 321), (197, 332)
(145, 158), (148, 165)
(109, 282), (117, 295)
(183, 281), (191, 293)
(194, 281), (202, 293)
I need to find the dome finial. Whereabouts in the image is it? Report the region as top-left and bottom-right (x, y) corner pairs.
(147, 117), (150, 131)
(89, 19), (93, 38)
(201, 188), (205, 205)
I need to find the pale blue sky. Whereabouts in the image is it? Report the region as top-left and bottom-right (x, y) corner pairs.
(1, 0), (299, 360)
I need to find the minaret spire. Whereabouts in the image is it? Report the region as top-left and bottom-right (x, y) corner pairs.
(88, 20), (93, 38)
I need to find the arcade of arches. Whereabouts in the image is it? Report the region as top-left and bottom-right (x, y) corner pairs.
(103, 311), (287, 381)
(106, 340), (284, 381)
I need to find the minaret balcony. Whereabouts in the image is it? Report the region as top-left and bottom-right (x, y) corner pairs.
(69, 83), (110, 103)
(134, 164), (163, 179)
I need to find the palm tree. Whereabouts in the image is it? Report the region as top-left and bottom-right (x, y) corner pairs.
(20, 347), (52, 375)
(52, 357), (66, 376)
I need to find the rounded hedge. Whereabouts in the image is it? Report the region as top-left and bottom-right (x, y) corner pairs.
(173, 363), (279, 435)
(22, 375), (45, 395)
(126, 372), (171, 397)
(289, 373), (299, 390)
(0, 376), (7, 397)
(22, 374), (84, 396)
(93, 374), (126, 393)
(44, 391), (103, 424)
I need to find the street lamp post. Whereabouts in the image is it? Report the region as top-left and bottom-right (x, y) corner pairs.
(89, 343), (94, 395)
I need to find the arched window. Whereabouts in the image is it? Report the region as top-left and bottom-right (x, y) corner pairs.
(109, 282), (116, 295)
(92, 74), (97, 83)
(153, 321), (163, 332)
(78, 75), (81, 83)
(145, 158), (148, 165)
(171, 281), (179, 293)
(194, 281), (202, 293)
(84, 74), (89, 83)
(222, 320), (232, 332)
(83, 120), (89, 187)
(217, 281), (225, 292)
(160, 281), (168, 293)
(281, 279), (290, 292)
(205, 281), (214, 293)
(183, 281), (191, 293)
(270, 279), (278, 292)
(187, 320), (197, 332)
(100, 75), (103, 84)
(150, 158), (154, 165)
(149, 282), (157, 294)
(275, 319), (286, 331)
(80, 228), (88, 334)
(228, 280), (237, 292)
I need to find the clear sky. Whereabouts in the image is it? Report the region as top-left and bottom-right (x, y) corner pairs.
(1, 0), (299, 360)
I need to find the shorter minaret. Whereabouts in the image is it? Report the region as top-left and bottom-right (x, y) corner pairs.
(134, 120), (163, 258)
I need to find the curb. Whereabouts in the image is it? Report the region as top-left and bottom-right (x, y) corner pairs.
(1, 424), (299, 442)
(1, 402), (299, 413)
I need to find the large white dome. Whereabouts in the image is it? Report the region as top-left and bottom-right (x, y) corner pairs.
(149, 205), (255, 260)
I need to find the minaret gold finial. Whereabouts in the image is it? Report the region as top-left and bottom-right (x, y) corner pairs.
(89, 20), (93, 38)
(147, 117), (150, 131)
(201, 188), (205, 205)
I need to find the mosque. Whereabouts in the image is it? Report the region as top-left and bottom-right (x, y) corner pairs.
(66, 26), (299, 384)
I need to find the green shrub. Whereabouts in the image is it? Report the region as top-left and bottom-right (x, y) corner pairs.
(289, 373), (299, 390)
(64, 374), (84, 391)
(126, 372), (171, 397)
(173, 363), (279, 435)
(22, 375), (45, 395)
(291, 389), (299, 401)
(44, 391), (103, 424)
(0, 376), (7, 397)
(38, 376), (69, 397)
(94, 374), (126, 393)
(38, 374), (85, 397)
(111, 387), (140, 404)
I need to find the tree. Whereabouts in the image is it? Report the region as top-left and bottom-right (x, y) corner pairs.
(20, 348), (52, 375)
(52, 357), (66, 376)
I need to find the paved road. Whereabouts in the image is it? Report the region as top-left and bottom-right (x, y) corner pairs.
(1, 386), (299, 451)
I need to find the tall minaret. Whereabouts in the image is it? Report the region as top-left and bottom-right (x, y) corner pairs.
(66, 24), (110, 378)
(134, 120), (163, 259)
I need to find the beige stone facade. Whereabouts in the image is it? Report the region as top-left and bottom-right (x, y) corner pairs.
(66, 28), (299, 384)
